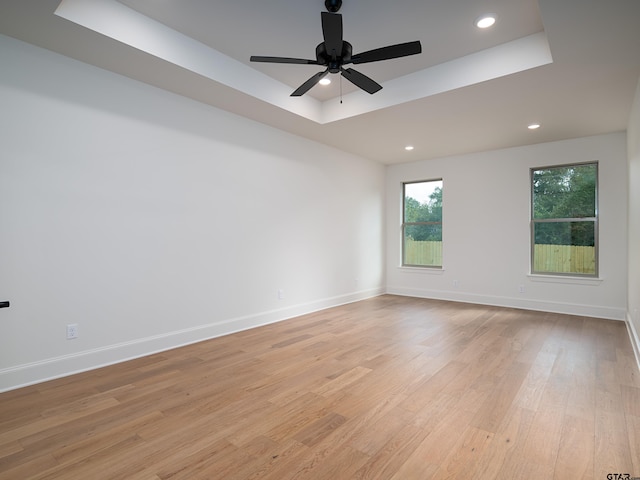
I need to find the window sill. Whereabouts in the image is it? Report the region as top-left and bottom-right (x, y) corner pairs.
(398, 266), (445, 275)
(527, 274), (603, 286)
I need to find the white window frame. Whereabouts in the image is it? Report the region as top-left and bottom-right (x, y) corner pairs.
(530, 162), (598, 277)
(402, 179), (443, 268)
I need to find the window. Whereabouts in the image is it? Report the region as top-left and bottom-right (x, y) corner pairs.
(402, 179), (443, 267)
(531, 163), (598, 276)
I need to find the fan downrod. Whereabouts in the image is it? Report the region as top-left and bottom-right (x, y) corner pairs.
(324, 0), (342, 13)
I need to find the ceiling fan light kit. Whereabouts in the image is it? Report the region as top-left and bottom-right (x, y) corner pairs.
(250, 1), (422, 97)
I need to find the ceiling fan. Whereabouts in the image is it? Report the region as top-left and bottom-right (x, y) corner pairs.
(249, 0), (422, 97)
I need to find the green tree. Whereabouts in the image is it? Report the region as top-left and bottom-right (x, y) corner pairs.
(405, 187), (442, 241)
(532, 164), (596, 246)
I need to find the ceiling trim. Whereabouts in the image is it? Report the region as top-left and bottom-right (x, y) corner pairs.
(56, 0), (552, 125)
(56, 0), (323, 121)
(321, 32), (552, 123)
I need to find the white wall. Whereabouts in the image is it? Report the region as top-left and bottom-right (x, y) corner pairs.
(0, 35), (385, 391)
(628, 77), (640, 363)
(386, 133), (628, 320)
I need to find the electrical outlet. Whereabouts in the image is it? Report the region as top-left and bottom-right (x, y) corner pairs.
(453, 280), (459, 288)
(66, 324), (78, 340)
(278, 289), (285, 300)
(518, 285), (526, 294)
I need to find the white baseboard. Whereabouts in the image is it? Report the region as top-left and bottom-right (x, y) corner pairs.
(386, 286), (627, 321)
(0, 287), (384, 393)
(626, 312), (640, 373)
(4, 287), (632, 393)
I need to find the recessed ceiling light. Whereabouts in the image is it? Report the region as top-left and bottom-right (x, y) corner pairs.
(475, 14), (496, 29)
(405, 145), (414, 151)
(528, 123), (541, 130)
(319, 78), (331, 86)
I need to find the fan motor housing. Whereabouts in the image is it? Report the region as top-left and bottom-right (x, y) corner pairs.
(316, 41), (352, 72)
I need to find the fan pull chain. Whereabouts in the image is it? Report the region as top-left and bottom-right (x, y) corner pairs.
(340, 74), (343, 104)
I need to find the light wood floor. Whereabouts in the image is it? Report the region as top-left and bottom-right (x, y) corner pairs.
(1, 295), (639, 479)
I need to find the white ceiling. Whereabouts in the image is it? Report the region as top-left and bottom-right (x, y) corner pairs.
(1, 0), (639, 164)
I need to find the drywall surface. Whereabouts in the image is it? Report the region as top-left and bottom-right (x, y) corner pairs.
(0, 35), (385, 391)
(627, 77), (640, 363)
(386, 132), (628, 320)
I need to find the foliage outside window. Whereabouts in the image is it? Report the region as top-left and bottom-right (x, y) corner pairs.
(531, 163), (598, 276)
(403, 180), (443, 267)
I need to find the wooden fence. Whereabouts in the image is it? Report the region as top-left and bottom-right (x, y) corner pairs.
(404, 239), (442, 266)
(533, 244), (595, 274)
(404, 240), (595, 274)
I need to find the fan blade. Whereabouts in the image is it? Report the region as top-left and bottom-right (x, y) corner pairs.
(321, 11), (343, 58)
(250, 56), (319, 65)
(291, 69), (330, 96)
(340, 67), (382, 94)
(350, 41), (422, 65)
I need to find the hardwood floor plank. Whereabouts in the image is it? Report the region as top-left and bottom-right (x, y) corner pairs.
(389, 456), (439, 480)
(398, 361), (469, 413)
(292, 411), (347, 447)
(565, 382), (597, 422)
(0, 453), (59, 480)
(616, 348), (640, 386)
(346, 406), (409, 457)
(33, 434), (145, 480)
(470, 361), (531, 433)
(276, 444), (370, 480)
(50, 411), (165, 465)
(518, 407), (565, 478)
(434, 425), (495, 478)
(621, 385), (640, 417)
(594, 410), (634, 478)
(352, 423), (425, 480)
(471, 405), (536, 480)
(553, 414), (595, 480)
(626, 414), (640, 474)
(395, 396), (479, 469)
(0, 440), (22, 461)
(236, 438), (307, 480)
(512, 351), (555, 410)
(312, 366), (372, 397)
